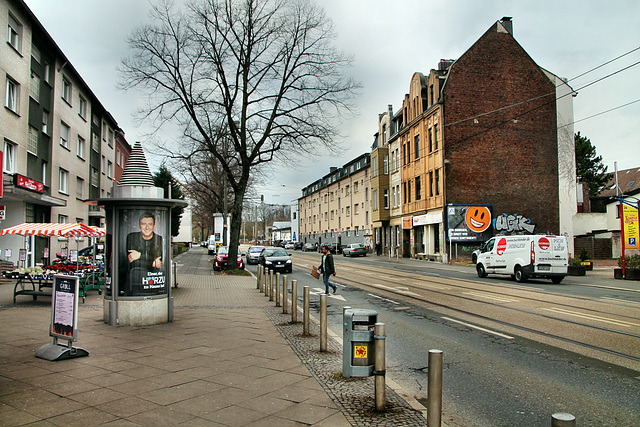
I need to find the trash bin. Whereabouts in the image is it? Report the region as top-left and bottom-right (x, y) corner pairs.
(343, 308), (377, 378)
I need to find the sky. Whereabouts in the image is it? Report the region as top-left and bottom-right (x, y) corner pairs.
(23, 0), (640, 205)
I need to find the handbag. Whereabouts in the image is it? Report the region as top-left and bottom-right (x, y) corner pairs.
(311, 265), (320, 280)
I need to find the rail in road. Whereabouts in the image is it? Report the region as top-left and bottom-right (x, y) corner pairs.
(291, 251), (640, 373)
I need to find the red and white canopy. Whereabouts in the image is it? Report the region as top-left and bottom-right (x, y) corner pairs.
(0, 223), (101, 237)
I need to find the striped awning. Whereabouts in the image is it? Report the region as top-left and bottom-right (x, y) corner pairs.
(0, 223), (100, 237)
(88, 226), (107, 237)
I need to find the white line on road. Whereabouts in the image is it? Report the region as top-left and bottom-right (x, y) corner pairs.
(463, 292), (518, 303)
(368, 293), (400, 304)
(542, 307), (640, 327)
(601, 297), (640, 305)
(442, 317), (514, 339)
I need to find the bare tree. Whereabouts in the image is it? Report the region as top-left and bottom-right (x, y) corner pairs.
(120, 0), (358, 267)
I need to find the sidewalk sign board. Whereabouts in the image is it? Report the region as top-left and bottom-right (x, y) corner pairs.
(35, 274), (89, 361)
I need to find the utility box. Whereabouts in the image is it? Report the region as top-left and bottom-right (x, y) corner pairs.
(343, 308), (377, 378)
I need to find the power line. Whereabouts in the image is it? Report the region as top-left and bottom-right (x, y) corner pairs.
(559, 98), (640, 128)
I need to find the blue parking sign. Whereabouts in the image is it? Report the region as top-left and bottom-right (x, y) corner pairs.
(629, 237), (637, 247)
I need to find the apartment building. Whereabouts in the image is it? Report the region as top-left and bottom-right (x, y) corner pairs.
(299, 154), (372, 248)
(1, 0), (131, 266)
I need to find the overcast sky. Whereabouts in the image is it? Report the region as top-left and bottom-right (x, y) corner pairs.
(23, 0), (640, 204)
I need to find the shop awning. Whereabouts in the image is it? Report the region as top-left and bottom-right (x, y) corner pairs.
(0, 223), (101, 237)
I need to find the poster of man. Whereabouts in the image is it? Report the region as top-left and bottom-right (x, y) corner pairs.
(118, 209), (168, 296)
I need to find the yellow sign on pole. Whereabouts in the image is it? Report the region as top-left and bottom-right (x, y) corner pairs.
(623, 204), (639, 250)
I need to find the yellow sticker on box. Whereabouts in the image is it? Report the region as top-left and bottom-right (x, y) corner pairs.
(354, 345), (368, 358)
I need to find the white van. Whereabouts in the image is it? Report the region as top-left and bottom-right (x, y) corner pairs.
(207, 235), (217, 255)
(475, 235), (568, 284)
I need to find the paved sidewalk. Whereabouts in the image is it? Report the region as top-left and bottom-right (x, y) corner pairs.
(0, 247), (429, 426)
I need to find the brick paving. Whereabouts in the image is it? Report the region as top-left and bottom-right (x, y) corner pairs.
(0, 246), (429, 426)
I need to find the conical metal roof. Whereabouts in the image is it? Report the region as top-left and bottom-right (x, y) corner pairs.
(118, 142), (155, 186)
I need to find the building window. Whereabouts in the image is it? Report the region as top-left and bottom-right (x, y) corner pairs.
(77, 136), (85, 159)
(406, 141), (411, 164)
(435, 169), (440, 195)
(107, 160), (113, 179)
(384, 189), (389, 209)
(5, 76), (19, 113)
(41, 161), (47, 186)
(428, 128), (433, 152)
(79, 96), (87, 119)
(116, 148), (121, 166)
(403, 182), (407, 204)
(355, 203), (359, 215)
(76, 177), (84, 199)
(91, 167), (98, 186)
(58, 214), (68, 224)
(28, 126), (38, 154)
(3, 139), (17, 173)
(346, 206), (351, 216)
(372, 189), (378, 211)
(429, 171), (434, 197)
(354, 181), (359, 193)
(434, 125), (439, 150)
(416, 176), (421, 200)
(7, 13), (22, 52)
(60, 122), (70, 148)
(414, 135), (420, 159)
(108, 129), (114, 147)
(383, 153), (389, 174)
(59, 168), (69, 194)
(62, 77), (72, 104)
(92, 132), (99, 152)
(42, 110), (49, 134)
(43, 63), (51, 84)
(29, 72), (40, 102)
(31, 44), (41, 63)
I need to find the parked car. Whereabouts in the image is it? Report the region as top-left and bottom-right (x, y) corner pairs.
(284, 241), (295, 249)
(259, 247), (292, 273)
(302, 243), (315, 252)
(246, 245), (265, 265)
(342, 243), (367, 257)
(294, 242), (303, 250)
(213, 246), (245, 271)
(321, 242), (341, 254)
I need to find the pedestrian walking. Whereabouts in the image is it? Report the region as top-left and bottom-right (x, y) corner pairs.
(318, 245), (337, 294)
(376, 241), (382, 256)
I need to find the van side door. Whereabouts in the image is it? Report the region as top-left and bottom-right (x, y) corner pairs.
(483, 238), (497, 272)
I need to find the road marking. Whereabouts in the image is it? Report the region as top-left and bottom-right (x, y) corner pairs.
(601, 297), (640, 305)
(416, 282), (446, 290)
(442, 317), (514, 339)
(309, 287), (346, 301)
(463, 292), (518, 303)
(368, 293), (400, 304)
(542, 307), (640, 327)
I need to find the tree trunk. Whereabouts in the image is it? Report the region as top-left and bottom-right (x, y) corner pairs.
(226, 184), (246, 271)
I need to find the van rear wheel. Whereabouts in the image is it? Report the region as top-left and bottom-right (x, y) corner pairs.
(551, 276), (564, 284)
(515, 266), (527, 283)
(476, 264), (487, 278)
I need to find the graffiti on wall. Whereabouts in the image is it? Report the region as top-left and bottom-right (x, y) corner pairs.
(493, 213), (536, 234)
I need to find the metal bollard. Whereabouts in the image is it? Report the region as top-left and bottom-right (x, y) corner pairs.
(427, 349), (443, 427)
(551, 413), (576, 427)
(173, 261), (178, 288)
(275, 273), (281, 307)
(291, 280), (298, 323)
(320, 294), (327, 352)
(268, 270), (274, 300)
(257, 265), (262, 290)
(263, 267), (268, 293)
(282, 275), (288, 314)
(374, 322), (386, 411)
(303, 286), (310, 335)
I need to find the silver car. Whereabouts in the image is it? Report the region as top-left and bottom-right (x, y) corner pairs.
(246, 246), (265, 264)
(342, 243), (367, 257)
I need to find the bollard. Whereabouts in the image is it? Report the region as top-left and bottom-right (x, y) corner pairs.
(551, 413), (576, 427)
(427, 349), (443, 427)
(320, 294), (327, 352)
(173, 261), (178, 288)
(269, 270), (274, 301)
(374, 322), (386, 411)
(282, 275), (288, 314)
(263, 267), (268, 293)
(257, 265), (262, 290)
(303, 286), (310, 335)
(291, 280), (298, 323)
(275, 273), (281, 307)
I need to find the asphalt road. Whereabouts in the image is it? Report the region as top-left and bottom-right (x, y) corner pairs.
(244, 248), (640, 426)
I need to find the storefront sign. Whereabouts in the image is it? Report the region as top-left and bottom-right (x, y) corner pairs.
(446, 204), (493, 243)
(402, 217), (413, 229)
(623, 204), (639, 250)
(413, 211), (443, 226)
(14, 174), (44, 194)
(0, 205), (5, 220)
(50, 275), (79, 340)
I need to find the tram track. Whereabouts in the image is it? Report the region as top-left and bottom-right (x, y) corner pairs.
(292, 254), (640, 366)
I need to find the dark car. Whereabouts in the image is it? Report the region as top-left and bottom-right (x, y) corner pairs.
(302, 243), (315, 252)
(294, 242), (303, 250)
(259, 247), (292, 273)
(213, 246), (245, 271)
(321, 242), (341, 254)
(342, 243), (367, 257)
